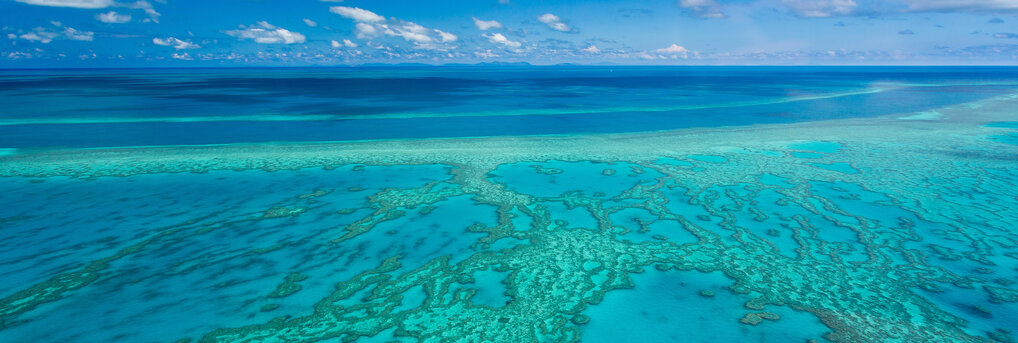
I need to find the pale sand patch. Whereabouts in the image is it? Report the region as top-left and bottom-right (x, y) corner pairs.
(1, 91), (1016, 179)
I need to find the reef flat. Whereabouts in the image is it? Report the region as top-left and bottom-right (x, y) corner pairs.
(2, 91), (1018, 342)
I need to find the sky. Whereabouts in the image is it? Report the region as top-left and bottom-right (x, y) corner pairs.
(1, 0), (1017, 67)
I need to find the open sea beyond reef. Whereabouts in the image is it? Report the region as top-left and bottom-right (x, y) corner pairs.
(1, 66), (1018, 343)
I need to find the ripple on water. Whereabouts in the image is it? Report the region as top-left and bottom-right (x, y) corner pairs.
(987, 122), (1018, 145)
(687, 154), (728, 163)
(581, 268), (832, 342)
(810, 162), (860, 174)
(788, 141), (843, 153)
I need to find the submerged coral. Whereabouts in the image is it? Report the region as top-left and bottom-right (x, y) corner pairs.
(1, 94), (1018, 343)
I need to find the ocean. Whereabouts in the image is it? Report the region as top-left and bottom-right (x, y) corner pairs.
(0, 66), (1016, 342)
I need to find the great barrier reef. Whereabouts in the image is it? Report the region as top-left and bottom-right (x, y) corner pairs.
(1, 67), (1017, 342)
(3, 1), (1018, 342)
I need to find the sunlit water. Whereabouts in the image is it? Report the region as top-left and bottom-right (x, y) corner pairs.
(1, 67), (1017, 343)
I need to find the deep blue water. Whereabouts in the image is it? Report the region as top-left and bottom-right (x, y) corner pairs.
(1, 66), (1017, 148)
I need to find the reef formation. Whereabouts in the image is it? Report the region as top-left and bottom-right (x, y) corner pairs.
(0, 94), (1017, 343)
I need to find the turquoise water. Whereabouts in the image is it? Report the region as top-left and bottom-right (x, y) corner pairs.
(989, 122), (1018, 145)
(583, 269), (832, 342)
(1, 67), (1018, 343)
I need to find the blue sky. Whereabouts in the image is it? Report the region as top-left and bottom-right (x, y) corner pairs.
(1, 0), (1017, 67)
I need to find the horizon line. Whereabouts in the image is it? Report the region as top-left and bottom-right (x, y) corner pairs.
(4, 64), (1018, 71)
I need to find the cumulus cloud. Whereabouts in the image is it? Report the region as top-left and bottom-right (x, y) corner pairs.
(19, 31), (59, 43)
(656, 44), (689, 54)
(303, 18), (318, 27)
(331, 39), (358, 49)
(473, 17), (503, 30)
(171, 52), (193, 60)
(329, 6), (385, 23)
(16, 0), (159, 21)
(483, 32), (521, 48)
(475, 50), (499, 58)
(15, 0), (112, 8)
(582, 45), (600, 53)
(377, 21), (457, 48)
(899, 29), (915, 35)
(127, 0), (159, 22)
(332, 7), (458, 50)
(16, 24), (93, 43)
(225, 21), (306, 44)
(436, 30), (457, 42)
(384, 22), (433, 43)
(153, 37), (200, 49)
(63, 27), (93, 41)
(779, 0), (857, 17)
(7, 52), (33, 59)
(679, 0), (726, 18)
(96, 11), (130, 23)
(641, 44), (693, 60)
(538, 13), (572, 32)
(355, 22), (378, 39)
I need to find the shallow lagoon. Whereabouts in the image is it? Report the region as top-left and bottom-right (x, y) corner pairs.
(2, 68), (1018, 343)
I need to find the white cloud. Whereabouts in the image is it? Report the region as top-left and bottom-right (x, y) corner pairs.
(16, 25), (93, 43)
(538, 13), (572, 32)
(679, 0), (726, 18)
(226, 22), (306, 44)
(335, 8), (457, 50)
(153, 37), (200, 49)
(127, 0), (159, 22)
(656, 44), (689, 54)
(436, 30), (457, 42)
(475, 49), (499, 58)
(329, 39), (359, 49)
(20, 31), (59, 43)
(483, 32), (521, 48)
(329, 6), (385, 23)
(650, 44), (692, 59)
(17, 0), (159, 21)
(355, 22), (378, 39)
(381, 22), (433, 44)
(473, 17), (503, 30)
(7, 52), (33, 59)
(303, 18), (318, 27)
(779, 0), (857, 18)
(582, 45), (600, 53)
(171, 52), (193, 60)
(15, 0), (113, 8)
(63, 27), (93, 41)
(96, 11), (131, 23)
